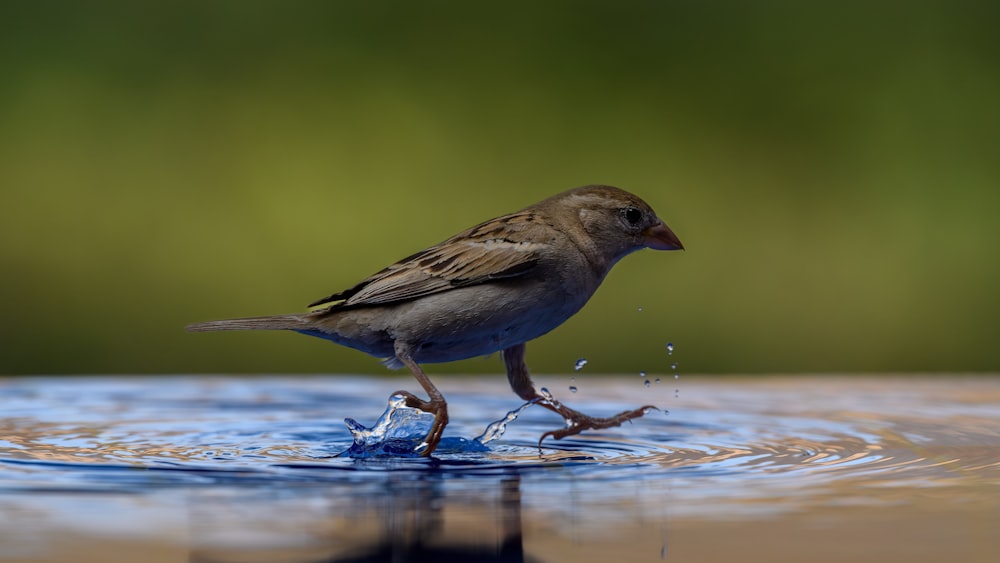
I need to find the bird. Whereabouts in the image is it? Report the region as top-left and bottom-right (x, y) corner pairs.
(187, 185), (683, 456)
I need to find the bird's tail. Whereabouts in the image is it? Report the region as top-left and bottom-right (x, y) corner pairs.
(186, 314), (310, 333)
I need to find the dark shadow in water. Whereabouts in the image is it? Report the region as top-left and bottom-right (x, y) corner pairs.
(188, 474), (543, 563)
(330, 477), (530, 563)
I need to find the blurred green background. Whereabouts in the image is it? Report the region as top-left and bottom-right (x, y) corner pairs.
(2, 1), (998, 376)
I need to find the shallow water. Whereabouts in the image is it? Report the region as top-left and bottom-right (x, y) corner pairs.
(1, 374), (998, 562)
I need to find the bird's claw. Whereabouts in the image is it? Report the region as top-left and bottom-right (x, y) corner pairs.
(391, 389), (448, 457)
(537, 404), (657, 447)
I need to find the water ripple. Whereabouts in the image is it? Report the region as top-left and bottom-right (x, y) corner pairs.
(1, 375), (998, 492)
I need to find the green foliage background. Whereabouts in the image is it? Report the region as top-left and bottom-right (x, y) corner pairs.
(2, 2), (998, 375)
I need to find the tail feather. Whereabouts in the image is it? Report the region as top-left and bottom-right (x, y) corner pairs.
(186, 314), (309, 333)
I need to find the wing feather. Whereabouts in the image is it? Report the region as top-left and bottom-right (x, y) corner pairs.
(309, 210), (547, 310)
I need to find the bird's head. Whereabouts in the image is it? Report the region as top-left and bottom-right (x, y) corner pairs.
(541, 185), (683, 267)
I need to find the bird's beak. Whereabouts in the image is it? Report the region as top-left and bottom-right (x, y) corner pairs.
(642, 221), (684, 251)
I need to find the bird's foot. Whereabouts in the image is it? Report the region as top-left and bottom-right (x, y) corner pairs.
(393, 389), (449, 456)
(534, 397), (657, 445)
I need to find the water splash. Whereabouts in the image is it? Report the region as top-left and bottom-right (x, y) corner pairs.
(345, 394), (435, 457)
(475, 401), (535, 445)
(346, 394), (491, 457)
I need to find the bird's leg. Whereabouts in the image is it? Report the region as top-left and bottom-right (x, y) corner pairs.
(502, 343), (655, 445)
(393, 342), (449, 456)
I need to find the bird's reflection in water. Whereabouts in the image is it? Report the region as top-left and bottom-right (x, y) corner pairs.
(189, 474), (541, 563)
(330, 476), (532, 563)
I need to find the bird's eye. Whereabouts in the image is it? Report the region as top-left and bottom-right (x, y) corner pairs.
(621, 207), (643, 226)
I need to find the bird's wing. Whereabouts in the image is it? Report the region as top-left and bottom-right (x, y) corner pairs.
(309, 210), (547, 309)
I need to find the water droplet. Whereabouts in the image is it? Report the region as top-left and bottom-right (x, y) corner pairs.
(655, 378), (661, 384)
(637, 306), (644, 312)
(574, 358), (588, 371)
(644, 379), (651, 388)
(666, 342), (674, 355)
(674, 374), (680, 380)
(569, 386), (578, 393)
(670, 362), (678, 370)
(639, 370), (647, 378)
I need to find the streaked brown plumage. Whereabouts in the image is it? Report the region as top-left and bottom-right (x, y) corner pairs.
(188, 185), (683, 455)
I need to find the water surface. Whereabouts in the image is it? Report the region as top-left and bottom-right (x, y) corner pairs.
(1, 374), (998, 562)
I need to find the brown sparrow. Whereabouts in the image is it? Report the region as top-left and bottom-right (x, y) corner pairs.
(187, 185), (683, 455)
